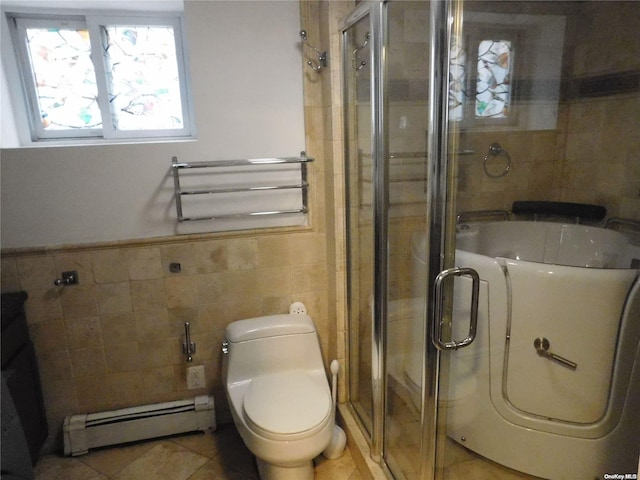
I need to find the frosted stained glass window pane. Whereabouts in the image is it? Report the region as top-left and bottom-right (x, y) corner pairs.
(25, 27), (102, 130)
(449, 35), (466, 122)
(102, 25), (184, 131)
(476, 40), (511, 118)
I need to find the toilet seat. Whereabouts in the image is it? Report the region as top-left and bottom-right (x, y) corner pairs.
(242, 371), (331, 441)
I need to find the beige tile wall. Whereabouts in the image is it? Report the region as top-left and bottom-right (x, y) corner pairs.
(561, 93), (640, 219)
(1, 231), (329, 453)
(456, 129), (563, 214)
(560, 1), (640, 220)
(300, 0), (355, 406)
(456, 2), (640, 222)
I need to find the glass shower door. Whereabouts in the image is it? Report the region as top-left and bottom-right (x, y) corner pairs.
(344, 0), (639, 478)
(382, 2), (432, 478)
(344, 2), (470, 478)
(437, 1), (640, 479)
(344, 6), (375, 441)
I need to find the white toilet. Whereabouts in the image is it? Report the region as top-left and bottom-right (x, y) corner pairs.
(222, 314), (334, 480)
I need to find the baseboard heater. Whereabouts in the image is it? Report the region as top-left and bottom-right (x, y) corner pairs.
(63, 395), (216, 456)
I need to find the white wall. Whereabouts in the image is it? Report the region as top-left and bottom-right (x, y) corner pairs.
(0, 0), (305, 248)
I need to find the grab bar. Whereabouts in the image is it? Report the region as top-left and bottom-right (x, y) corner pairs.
(171, 152), (313, 223)
(359, 150), (474, 159)
(605, 217), (640, 234)
(456, 209), (510, 224)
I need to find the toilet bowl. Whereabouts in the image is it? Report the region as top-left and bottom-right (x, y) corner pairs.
(222, 314), (334, 480)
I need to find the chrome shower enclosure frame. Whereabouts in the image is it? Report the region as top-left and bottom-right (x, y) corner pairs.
(341, 1), (460, 478)
(341, 0), (389, 463)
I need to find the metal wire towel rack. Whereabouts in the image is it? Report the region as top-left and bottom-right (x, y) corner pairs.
(171, 152), (313, 222)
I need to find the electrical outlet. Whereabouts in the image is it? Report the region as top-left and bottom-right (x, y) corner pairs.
(187, 365), (205, 390)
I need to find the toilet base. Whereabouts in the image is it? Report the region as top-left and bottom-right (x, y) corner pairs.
(256, 457), (314, 480)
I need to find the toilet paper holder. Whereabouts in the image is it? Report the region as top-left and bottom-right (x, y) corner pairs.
(183, 322), (196, 362)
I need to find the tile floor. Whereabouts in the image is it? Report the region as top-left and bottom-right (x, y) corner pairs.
(34, 424), (363, 480)
(383, 384), (542, 480)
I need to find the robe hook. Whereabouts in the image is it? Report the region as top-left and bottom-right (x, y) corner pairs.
(300, 30), (327, 72)
(353, 32), (370, 71)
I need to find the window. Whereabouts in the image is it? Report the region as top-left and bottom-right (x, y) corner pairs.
(6, 11), (193, 142)
(449, 34), (467, 122)
(447, 11), (566, 132)
(448, 33), (515, 124)
(475, 39), (512, 118)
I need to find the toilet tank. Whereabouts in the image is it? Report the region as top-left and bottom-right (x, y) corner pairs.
(223, 314), (325, 384)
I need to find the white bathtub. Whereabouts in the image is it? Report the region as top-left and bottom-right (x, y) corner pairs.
(408, 221), (640, 479)
(456, 220), (640, 269)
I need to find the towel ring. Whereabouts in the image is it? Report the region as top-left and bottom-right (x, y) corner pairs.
(483, 143), (511, 178)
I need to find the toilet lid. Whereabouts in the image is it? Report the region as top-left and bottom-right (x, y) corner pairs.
(243, 371), (331, 436)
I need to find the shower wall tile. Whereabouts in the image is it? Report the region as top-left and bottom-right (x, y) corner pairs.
(527, 162), (557, 198)
(573, 2), (640, 77)
(457, 129), (560, 214)
(562, 93), (639, 218)
(567, 101), (605, 134)
(452, 2), (639, 223)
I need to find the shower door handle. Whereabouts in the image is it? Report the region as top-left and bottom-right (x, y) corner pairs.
(433, 267), (480, 350)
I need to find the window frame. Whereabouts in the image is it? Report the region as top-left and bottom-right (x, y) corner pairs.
(6, 9), (195, 144)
